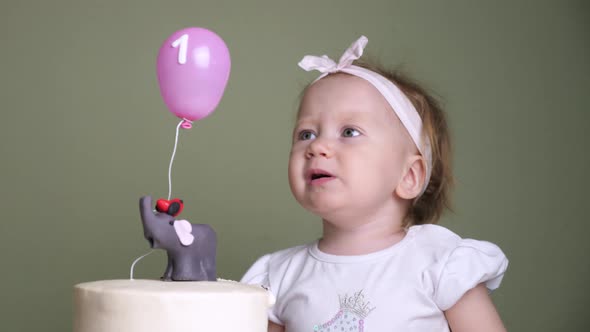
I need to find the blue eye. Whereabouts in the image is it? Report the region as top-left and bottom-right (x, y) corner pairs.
(342, 128), (360, 137)
(298, 130), (316, 141)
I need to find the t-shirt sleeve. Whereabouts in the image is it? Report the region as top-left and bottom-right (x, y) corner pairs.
(240, 254), (282, 325)
(425, 238), (509, 311)
(241, 254), (271, 286)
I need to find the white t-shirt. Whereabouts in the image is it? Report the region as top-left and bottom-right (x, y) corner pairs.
(241, 224), (508, 332)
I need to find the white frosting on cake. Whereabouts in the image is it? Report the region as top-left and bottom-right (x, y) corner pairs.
(74, 279), (274, 332)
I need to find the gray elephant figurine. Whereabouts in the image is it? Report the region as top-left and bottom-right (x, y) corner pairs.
(139, 195), (217, 281)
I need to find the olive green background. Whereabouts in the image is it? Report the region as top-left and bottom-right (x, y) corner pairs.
(0, 0), (588, 331)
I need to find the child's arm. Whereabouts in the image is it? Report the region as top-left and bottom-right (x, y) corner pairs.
(444, 283), (506, 332)
(268, 320), (285, 332)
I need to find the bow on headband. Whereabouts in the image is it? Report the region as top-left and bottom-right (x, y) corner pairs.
(297, 36), (433, 197)
(298, 36), (368, 75)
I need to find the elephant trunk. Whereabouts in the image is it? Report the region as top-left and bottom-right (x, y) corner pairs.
(139, 196), (158, 248)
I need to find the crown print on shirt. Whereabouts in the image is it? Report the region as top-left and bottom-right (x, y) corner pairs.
(313, 290), (376, 332)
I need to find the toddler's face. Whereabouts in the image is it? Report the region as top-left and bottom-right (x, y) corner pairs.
(288, 74), (416, 224)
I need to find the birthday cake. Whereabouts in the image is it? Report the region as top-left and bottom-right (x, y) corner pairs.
(73, 195), (274, 332)
(74, 279), (273, 332)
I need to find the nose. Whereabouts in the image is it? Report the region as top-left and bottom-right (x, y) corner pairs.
(305, 138), (333, 159)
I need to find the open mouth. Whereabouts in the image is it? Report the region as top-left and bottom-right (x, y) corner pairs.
(308, 169), (335, 183)
(311, 173), (332, 180)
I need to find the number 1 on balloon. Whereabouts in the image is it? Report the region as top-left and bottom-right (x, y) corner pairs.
(172, 34), (188, 65)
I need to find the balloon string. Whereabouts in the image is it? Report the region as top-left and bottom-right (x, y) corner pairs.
(168, 119), (192, 200)
(130, 250), (154, 280)
(167, 119), (192, 200)
(167, 120), (183, 200)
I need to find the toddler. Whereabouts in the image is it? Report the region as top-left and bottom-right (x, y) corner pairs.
(242, 36), (508, 332)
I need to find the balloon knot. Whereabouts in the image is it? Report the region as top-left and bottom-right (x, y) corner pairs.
(181, 119), (193, 129)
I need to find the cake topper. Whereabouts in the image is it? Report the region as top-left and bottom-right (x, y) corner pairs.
(132, 27), (230, 282)
(139, 195), (217, 281)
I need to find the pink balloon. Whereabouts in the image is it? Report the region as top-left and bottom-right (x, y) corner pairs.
(157, 27), (231, 122)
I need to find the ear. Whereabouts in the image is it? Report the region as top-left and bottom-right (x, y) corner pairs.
(174, 220), (194, 246)
(395, 155), (427, 200)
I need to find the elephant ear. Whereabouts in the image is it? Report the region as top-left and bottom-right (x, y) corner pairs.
(174, 219), (194, 246)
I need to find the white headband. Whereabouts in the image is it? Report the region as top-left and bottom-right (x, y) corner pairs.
(298, 36), (432, 197)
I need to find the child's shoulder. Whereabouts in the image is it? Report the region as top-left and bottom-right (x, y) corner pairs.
(412, 223), (504, 250)
(409, 224), (462, 250)
(240, 242), (313, 287)
(242, 243), (311, 274)
(406, 224), (505, 265)
(264, 242), (310, 264)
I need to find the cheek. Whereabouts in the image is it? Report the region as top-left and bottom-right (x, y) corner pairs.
(358, 148), (403, 187)
(287, 151), (301, 189)
(381, 152), (407, 188)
